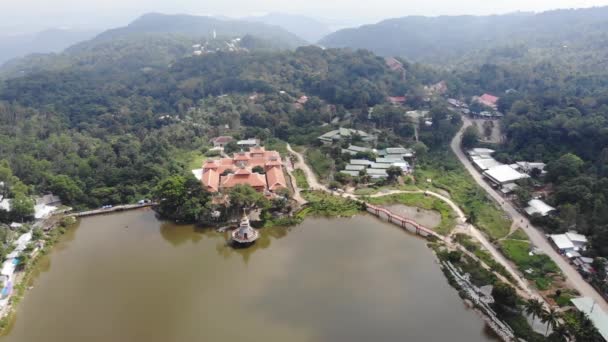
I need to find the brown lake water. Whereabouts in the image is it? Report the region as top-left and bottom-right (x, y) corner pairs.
(0, 209), (498, 342)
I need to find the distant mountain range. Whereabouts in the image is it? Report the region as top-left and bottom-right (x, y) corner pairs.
(243, 12), (332, 43)
(0, 13), (311, 78)
(0, 28), (100, 65)
(94, 13), (307, 48)
(319, 6), (608, 68)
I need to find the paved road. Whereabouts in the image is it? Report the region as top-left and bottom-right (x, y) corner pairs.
(452, 116), (608, 311)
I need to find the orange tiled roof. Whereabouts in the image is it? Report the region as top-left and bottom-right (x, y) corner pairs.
(234, 152), (250, 161)
(220, 172), (267, 189)
(266, 166), (287, 191)
(202, 169), (220, 192)
(200, 146), (286, 193)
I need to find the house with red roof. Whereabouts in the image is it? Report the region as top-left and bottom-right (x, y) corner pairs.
(201, 146), (287, 195)
(387, 96), (406, 105)
(473, 93), (500, 110)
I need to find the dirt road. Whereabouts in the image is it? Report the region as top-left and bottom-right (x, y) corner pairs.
(287, 145), (540, 299)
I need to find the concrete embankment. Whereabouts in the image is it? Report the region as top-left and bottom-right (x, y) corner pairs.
(70, 203), (156, 218)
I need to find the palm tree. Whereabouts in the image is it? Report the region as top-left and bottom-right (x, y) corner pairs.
(541, 307), (560, 337)
(524, 299), (544, 324)
(549, 323), (569, 342)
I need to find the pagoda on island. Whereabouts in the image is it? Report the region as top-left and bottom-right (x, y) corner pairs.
(230, 211), (259, 248)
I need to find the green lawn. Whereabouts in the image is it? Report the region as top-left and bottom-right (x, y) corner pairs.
(305, 148), (333, 181)
(453, 234), (514, 282)
(353, 184), (420, 196)
(367, 193), (456, 235)
(174, 149), (208, 171)
(264, 138), (288, 156)
(293, 169), (309, 189)
(499, 239), (560, 290)
(415, 151), (511, 240)
(302, 191), (363, 217)
(508, 228), (530, 241)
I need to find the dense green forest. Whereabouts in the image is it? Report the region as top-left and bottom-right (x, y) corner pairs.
(321, 6), (608, 72)
(0, 45), (433, 211)
(3, 9), (608, 264)
(0, 13), (306, 79)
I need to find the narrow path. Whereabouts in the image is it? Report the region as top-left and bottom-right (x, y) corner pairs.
(283, 154), (307, 205)
(286, 144), (327, 191)
(287, 144), (539, 299)
(452, 116), (608, 311)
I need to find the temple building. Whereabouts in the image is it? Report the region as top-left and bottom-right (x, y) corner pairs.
(231, 211), (259, 247)
(201, 146), (287, 194)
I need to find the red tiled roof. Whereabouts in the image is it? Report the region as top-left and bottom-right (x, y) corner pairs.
(388, 96), (406, 104)
(234, 167), (252, 175)
(480, 93), (499, 105)
(212, 136), (233, 144)
(203, 160), (219, 170)
(266, 166), (287, 191)
(234, 153), (250, 161)
(220, 173), (267, 189)
(385, 57), (404, 71)
(265, 159), (282, 167)
(200, 146), (287, 193)
(202, 169), (220, 192)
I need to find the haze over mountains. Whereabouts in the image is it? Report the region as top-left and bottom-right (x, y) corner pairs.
(320, 6), (608, 69)
(4, 6), (608, 77)
(243, 12), (332, 43)
(0, 29), (100, 65)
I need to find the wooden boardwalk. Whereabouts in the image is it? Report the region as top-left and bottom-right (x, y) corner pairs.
(70, 203), (156, 218)
(365, 204), (442, 240)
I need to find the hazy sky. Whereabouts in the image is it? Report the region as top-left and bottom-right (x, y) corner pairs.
(2, 0), (608, 32)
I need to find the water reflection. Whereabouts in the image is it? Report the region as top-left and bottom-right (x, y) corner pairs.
(0, 210), (497, 342)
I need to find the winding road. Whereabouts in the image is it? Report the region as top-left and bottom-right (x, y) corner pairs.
(286, 143), (539, 299)
(452, 116), (608, 311)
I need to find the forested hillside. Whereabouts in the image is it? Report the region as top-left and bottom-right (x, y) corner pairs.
(0, 47), (423, 209)
(320, 7), (608, 71)
(94, 13), (306, 47)
(0, 13), (306, 79)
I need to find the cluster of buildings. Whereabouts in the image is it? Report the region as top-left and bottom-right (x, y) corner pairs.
(196, 146), (287, 196)
(0, 194), (63, 222)
(318, 128), (377, 144)
(340, 147), (415, 179)
(191, 36), (245, 56)
(549, 232), (596, 276)
(0, 232), (33, 306)
(468, 148), (546, 195)
(210, 136), (260, 150)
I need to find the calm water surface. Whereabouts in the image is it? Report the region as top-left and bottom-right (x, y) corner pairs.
(1, 209), (497, 342)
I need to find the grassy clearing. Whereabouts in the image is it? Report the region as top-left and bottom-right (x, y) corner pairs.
(550, 289), (578, 307)
(302, 191), (363, 217)
(264, 138), (288, 156)
(508, 228), (530, 241)
(293, 169), (309, 189)
(499, 239), (560, 290)
(367, 193), (456, 235)
(305, 148), (333, 181)
(353, 184), (420, 196)
(453, 234), (515, 282)
(174, 149), (208, 171)
(415, 151), (511, 240)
